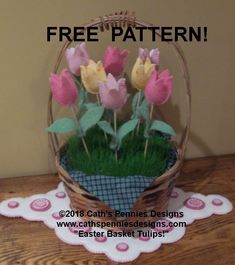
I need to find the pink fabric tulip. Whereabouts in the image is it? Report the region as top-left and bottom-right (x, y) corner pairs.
(98, 74), (128, 110)
(139, 48), (160, 66)
(49, 69), (78, 106)
(65, 42), (89, 76)
(102, 47), (129, 76)
(144, 69), (173, 105)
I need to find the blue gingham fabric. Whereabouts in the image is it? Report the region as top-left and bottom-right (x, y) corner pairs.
(60, 148), (177, 213)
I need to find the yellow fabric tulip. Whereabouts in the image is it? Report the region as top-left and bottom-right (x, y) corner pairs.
(80, 60), (107, 94)
(131, 57), (155, 90)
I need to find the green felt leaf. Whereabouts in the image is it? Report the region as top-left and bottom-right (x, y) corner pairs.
(98, 121), (115, 136)
(117, 119), (139, 143)
(78, 88), (88, 108)
(85, 102), (98, 110)
(140, 98), (149, 108)
(132, 91), (144, 120)
(132, 91), (143, 111)
(79, 106), (104, 134)
(150, 120), (176, 137)
(144, 123), (151, 138)
(47, 118), (77, 133)
(110, 137), (118, 150)
(131, 112), (137, 119)
(138, 100), (150, 121)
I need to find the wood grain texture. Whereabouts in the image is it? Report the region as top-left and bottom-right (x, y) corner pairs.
(0, 155), (235, 265)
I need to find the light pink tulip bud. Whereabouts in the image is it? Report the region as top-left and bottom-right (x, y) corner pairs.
(144, 69), (173, 105)
(49, 69), (78, 106)
(98, 73), (128, 110)
(139, 48), (160, 66)
(139, 48), (149, 62)
(65, 42), (89, 76)
(102, 46), (129, 76)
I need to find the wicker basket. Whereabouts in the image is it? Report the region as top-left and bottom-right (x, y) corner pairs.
(47, 11), (191, 231)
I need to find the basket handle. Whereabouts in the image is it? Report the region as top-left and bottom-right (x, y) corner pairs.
(48, 11), (191, 159)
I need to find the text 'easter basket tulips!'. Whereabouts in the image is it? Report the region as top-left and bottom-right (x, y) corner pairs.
(47, 13), (191, 231)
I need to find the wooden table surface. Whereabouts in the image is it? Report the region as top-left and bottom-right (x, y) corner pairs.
(0, 155), (235, 265)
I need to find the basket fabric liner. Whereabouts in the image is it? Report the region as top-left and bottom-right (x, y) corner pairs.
(60, 147), (177, 212)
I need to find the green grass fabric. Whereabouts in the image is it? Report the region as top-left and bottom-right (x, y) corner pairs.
(66, 126), (172, 177)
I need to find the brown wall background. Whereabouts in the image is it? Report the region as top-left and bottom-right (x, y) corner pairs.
(0, 0), (234, 178)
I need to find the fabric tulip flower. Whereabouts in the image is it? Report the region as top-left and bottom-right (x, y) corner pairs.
(80, 60), (107, 94)
(131, 57), (155, 90)
(144, 69), (173, 105)
(139, 48), (160, 66)
(102, 46), (129, 76)
(98, 73), (128, 110)
(49, 69), (78, 106)
(65, 42), (89, 76)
